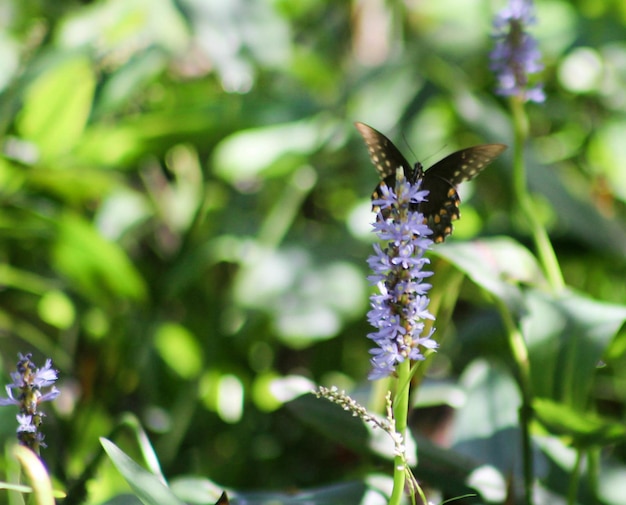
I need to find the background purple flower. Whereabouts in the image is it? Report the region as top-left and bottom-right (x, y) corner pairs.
(0, 353), (59, 453)
(490, 0), (545, 102)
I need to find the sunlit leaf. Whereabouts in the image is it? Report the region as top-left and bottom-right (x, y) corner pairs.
(212, 117), (335, 183)
(17, 57), (95, 158)
(434, 236), (545, 314)
(101, 439), (185, 505)
(52, 213), (147, 304)
(154, 323), (203, 379)
(534, 398), (626, 446)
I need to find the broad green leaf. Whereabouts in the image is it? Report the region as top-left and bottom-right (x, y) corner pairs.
(434, 236), (546, 314)
(212, 116), (336, 183)
(0, 263), (53, 295)
(233, 245), (367, 347)
(17, 56), (95, 158)
(75, 108), (216, 166)
(254, 374), (316, 411)
(451, 360), (528, 479)
(522, 289), (626, 409)
(530, 435), (597, 503)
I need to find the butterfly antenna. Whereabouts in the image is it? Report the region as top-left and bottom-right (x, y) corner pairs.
(400, 129), (447, 164)
(400, 131), (419, 162)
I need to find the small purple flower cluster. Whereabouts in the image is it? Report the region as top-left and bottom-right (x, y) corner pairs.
(490, 0), (545, 103)
(366, 177), (437, 380)
(0, 353), (59, 452)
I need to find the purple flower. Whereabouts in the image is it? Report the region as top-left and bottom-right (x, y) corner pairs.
(0, 385), (20, 406)
(1, 353), (58, 453)
(366, 177), (437, 380)
(490, 0), (545, 103)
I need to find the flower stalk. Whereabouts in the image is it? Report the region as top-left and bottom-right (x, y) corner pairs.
(490, 2), (564, 504)
(491, 0), (563, 290)
(365, 170), (437, 505)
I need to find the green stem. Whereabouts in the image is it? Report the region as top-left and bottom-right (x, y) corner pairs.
(587, 448), (600, 504)
(508, 94), (572, 504)
(567, 449), (584, 505)
(496, 299), (533, 505)
(571, 448), (600, 505)
(389, 358), (411, 505)
(508, 97), (543, 505)
(509, 97), (564, 291)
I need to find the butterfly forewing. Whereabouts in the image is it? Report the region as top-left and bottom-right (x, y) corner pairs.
(354, 122), (417, 181)
(424, 144), (508, 185)
(354, 122), (421, 217)
(355, 121), (506, 243)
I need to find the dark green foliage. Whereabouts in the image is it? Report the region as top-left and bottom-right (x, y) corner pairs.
(1, 1), (626, 504)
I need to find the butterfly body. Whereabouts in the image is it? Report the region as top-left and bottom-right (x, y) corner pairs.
(355, 122), (506, 243)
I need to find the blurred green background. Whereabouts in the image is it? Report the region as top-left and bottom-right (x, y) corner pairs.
(2, 0), (626, 503)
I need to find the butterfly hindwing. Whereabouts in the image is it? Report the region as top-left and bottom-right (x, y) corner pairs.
(355, 121), (506, 243)
(418, 176), (461, 241)
(420, 144), (507, 241)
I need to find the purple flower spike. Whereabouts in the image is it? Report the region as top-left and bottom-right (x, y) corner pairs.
(366, 176), (437, 380)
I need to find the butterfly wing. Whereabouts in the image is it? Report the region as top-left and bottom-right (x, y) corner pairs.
(355, 121), (507, 243)
(420, 144), (507, 242)
(354, 122), (418, 185)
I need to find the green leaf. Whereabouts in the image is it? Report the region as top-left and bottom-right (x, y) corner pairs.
(232, 481), (377, 505)
(452, 360), (521, 444)
(286, 393), (370, 455)
(154, 323), (204, 379)
(12, 444), (56, 505)
(523, 289), (626, 409)
(434, 236), (545, 314)
(52, 212), (147, 304)
(37, 289), (75, 329)
(168, 476), (226, 505)
(27, 165), (119, 204)
(534, 398), (626, 446)
(100, 439), (185, 505)
(212, 116), (336, 183)
(17, 56), (95, 158)
(117, 413), (168, 483)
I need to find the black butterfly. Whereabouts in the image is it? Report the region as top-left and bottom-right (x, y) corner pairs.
(355, 122), (507, 243)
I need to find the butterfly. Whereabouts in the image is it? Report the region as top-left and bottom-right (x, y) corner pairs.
(355, 122), (507, 243)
